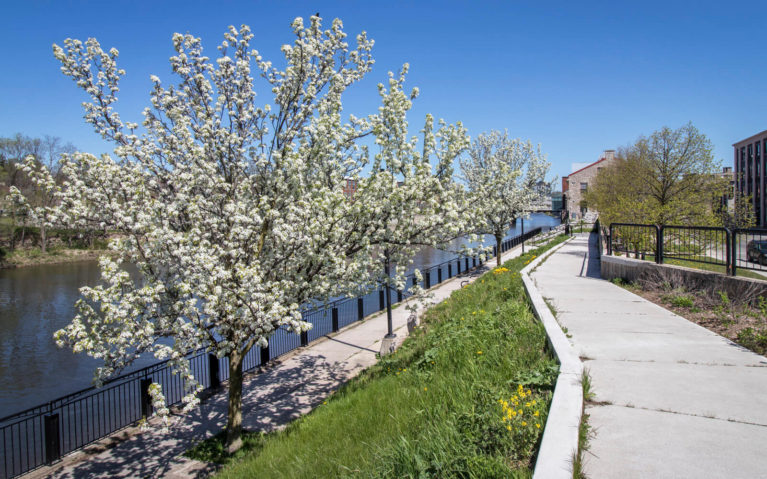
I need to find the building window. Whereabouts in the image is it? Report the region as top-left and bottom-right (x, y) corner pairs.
(580, 182), (588, 191)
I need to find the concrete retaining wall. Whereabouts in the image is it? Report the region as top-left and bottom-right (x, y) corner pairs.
(601, 255), (767, 301)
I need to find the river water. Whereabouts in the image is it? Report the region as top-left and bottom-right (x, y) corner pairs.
(0, 213), (559, 418)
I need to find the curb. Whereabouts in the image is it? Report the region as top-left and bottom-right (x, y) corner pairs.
(520, 237), (584, 479)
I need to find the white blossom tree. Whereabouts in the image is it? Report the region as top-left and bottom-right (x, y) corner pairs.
(460, 130), (550, 266)
(5, 157), (62, 253)
(52, 16), (470, 451)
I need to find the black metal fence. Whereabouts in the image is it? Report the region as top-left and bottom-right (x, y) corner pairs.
(0, 227), (542, 479)
(606, 223), (767, 276)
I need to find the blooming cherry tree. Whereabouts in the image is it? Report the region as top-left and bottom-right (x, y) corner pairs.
(460, 130), (550, 266)
(52, 16), (469, 450)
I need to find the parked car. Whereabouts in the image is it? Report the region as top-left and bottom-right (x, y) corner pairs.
(746, 240), (767, 265)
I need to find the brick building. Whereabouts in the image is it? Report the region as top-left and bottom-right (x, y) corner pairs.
(343, 177), (358, 198)
(733, 130), (767, 226)
(562, 150), (616, 221)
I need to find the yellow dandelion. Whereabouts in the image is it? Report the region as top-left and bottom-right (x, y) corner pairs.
(534, 411), (539, 417)
(477, 351), (483, 355)
(506, 425), (512, 431)
(521, 421), (527, 426)
(536, 423), (540, 428)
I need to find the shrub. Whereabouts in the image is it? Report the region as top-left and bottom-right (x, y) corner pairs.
(736, 328), (767, 356)
(669, 295), (694, 308)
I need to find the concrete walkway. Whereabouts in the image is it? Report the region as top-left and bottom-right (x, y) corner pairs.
(31, 243), (533, 479)
(532, 233), (767, 478)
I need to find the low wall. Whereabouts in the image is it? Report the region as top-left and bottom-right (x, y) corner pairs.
(521, 238), (583, 479)
(601, 255), (767, 301)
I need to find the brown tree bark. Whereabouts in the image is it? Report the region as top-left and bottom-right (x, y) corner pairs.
(225, 349), (244, 453)
(40, 225), (47, 254)
(495, 232), (503, 267)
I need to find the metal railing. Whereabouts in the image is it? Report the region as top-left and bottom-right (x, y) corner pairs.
(0, 226), (542, 479)
(607, 223), (767, 277)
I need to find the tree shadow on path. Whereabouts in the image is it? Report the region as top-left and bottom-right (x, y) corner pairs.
(49, 350), (358, 478)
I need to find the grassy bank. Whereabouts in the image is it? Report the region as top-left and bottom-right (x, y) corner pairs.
(0, 246), (110, 269)
(188, 235), (568, 478)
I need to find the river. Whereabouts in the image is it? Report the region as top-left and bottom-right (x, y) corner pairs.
(0, 213), (560, 418)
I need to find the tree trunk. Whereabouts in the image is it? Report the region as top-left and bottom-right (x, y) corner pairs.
(40, 224), (47, 254)
(495, 232), (503, 267)
(20, 225), (26, 248)
(9, 216), (16, 251)
(225, 349), (244, 453)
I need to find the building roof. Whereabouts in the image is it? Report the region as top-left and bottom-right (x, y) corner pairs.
(566, 157), (609, 178)
(733, 129), (767, 147)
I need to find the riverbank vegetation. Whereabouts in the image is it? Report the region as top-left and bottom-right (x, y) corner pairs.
(1, 133), (110, 268)
(185, 236), (567, 478)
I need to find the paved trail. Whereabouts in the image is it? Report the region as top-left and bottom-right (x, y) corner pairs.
(532, 233), (767, 478)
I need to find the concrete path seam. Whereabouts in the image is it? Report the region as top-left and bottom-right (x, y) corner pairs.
(601, 403), (767, 428)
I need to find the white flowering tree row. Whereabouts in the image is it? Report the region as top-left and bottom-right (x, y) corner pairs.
(50, 17), (475, 451)
(460, 130), (550, 267)
(6, 157), (61, 253)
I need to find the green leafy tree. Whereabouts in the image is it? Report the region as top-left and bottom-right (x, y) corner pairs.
(586, 123), (733, 227)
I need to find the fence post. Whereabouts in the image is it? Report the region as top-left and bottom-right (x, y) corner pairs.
(493, 245), (497, 257)
(457, 260), (461, 274)
(300, 329), (308, 347)
(412, 276), (418, 289)
(656, 225), (664, 264)
(730, 229), (738, 277)
(208, 353), (221, 388)
(437, 267), (442, 284)
(448, 263), (452, 278)
(357, 297), (364, 320)
(44, 413), (61, 465)
(424, 271), (431, 289)
(140, 378), (153, 419)
(397, 289), (403, 303)
(379, 289), (385, 310)
(608, 224), (613, 255)
(465, 258), (469, 270)
(260, 344), (270, 365)
(332, 307), (339, 332)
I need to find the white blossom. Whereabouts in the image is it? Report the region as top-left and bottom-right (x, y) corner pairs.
(460, 130), (550, 266)
(52, 17), (472, 449)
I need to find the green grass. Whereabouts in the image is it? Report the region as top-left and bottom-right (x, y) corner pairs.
(615, 252), (766, 280)
(572, 370), (594, 479)
(662, 257), (765, 280)
(193, 235), (569, 479)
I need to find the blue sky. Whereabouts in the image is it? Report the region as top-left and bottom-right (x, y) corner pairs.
(1, 1), (765, 183)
